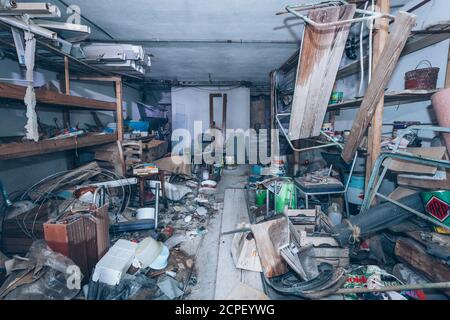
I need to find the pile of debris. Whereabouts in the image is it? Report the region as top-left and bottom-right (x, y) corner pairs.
(0, 151), (224, 300)
(237, 193), (450, 300)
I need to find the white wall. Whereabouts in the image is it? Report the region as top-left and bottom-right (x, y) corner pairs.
(171, 86), (250, 149)
(0, 57), (142, 193)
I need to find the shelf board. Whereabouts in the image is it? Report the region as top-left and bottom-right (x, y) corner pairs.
(278, 22), (450, 79)
(0, 133), (117, 160)
(337, 22), (450, 79)
(327, 89), (438, 111)
(0, 82), (116, 111)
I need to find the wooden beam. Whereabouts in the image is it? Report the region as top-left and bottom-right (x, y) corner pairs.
(366, 0), (390, 189)
(63, 56), (71, 128)
(289, 4), (356, 140)
(0, 82), (116, 111)
(69, 76), (123, 82)
(115, 79), (124, 141)
(0, 134), (117, 160)
(446, 42), (450, 88)
(64, 56), (70, 95)
(342, 12), (416, 163)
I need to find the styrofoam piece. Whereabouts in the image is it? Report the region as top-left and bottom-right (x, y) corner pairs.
(92, 239), (137, 286)
(135, 237), (162, 268)
(164, 182), (192, 201)
(150, 245), (169, 270)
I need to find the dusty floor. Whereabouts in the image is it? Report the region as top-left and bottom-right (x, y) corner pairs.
(183, 165), (249, 299)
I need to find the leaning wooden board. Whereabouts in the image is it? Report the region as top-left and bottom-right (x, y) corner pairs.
(288, 4), (356, 140)
(342, 11), (417, 163)
(215, 189), (264, 299)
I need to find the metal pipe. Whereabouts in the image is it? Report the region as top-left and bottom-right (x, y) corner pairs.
(284, 3), (395, 29)
(88, 39), (299, 45)
(0, 16), (56, 39)
(155, 182), (160, 230)
(275, 115), (342, 152)
(337, 281), (450, 295)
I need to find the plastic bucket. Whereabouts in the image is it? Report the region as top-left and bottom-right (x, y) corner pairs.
(136, 208), (155, 220)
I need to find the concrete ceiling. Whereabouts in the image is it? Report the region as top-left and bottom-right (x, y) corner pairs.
(26, 0), (412, 84)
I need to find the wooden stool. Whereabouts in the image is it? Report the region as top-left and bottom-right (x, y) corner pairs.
(135, 170), (167, 208)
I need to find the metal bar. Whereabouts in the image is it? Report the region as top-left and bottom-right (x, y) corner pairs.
(337, 281), (450, 294)
(361, 140), (450, 218)
(0, 16), (56, 39)
(87, 38), (299, 45)
(284, 3), (395, 29)
(275, 114), (342, 152)
(155, 182), (160, 230)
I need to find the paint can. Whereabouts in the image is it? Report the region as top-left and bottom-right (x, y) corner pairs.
(275, 182), (297, 214)
(255, 189), (267, 207)
(421, 190), (450, 234)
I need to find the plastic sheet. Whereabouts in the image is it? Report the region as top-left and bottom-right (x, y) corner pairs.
(2, 240), (82, 300)
(87, 274), (156, 300)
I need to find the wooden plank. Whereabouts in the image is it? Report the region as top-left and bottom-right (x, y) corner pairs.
(388, 147), (446, 174)
(366, 0), (390, 189)
(289, 4), (356, 140)
(446, 42), (450, 88)
(327, 89), (438, 111)
(388, 187), (417, 201)
(63, 56), (71, 128)
(251, 218), (289, 278)
(395, 237), (450, 296)
(0, 82), (116, 111)
(115, 79), (124, 141)
(403, 22), (450, 56)
(215, 189), (264, 299)
(283, 22), (450, 81)
(0, 134), (117, 160)
(341, 12), (417, 163)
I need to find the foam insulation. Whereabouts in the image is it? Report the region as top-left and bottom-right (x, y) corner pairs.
(24, 30), (39, 142)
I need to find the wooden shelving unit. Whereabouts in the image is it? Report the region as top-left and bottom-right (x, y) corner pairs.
(0, 82), (116, 111)
(281, 22), (450, 80)
(327, 89), (438, 111)
(0, 133), (117, 160)
(337, 22), (450, 79)
(0, 79), (123, 160)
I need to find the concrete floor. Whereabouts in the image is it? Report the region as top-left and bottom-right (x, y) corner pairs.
(183, 165), (250, 299)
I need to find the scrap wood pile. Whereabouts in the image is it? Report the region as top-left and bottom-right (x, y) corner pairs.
(0, 154), (223, 300)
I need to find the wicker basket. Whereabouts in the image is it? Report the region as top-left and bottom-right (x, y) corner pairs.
(405, 60), (439, 90)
